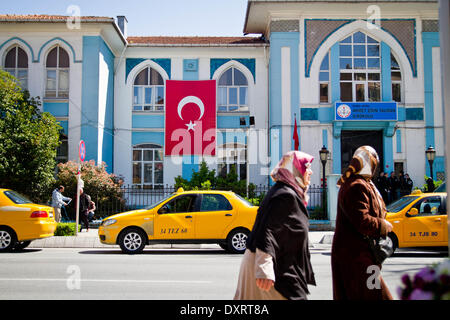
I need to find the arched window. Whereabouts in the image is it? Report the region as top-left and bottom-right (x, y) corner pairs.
(133, 67), (164, 112)
(319, 52), (330, 103)
(45, 46), (69, 98)
(391, 53), (402, 102)
(132, 144), (164, 188)
(217, 142), (247, 180)
(4, 45), (28, 89)
(339, 32), (381, 102)
(217, 67), (248, 112)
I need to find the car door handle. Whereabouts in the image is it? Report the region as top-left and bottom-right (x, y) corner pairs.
(225, 214), (233, 217)
(434, 218), (441, 222)
(185, 215), (192, 219)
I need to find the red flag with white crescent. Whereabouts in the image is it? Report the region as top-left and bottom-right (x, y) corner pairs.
(165, 80), (216, 156)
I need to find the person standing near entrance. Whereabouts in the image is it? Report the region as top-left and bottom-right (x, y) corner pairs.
(375, 172), (388, 204)
(51, 186), (71, 223)
(234, 151), (316, 300)
(331, 146), (393, 300)
(402, 173), (414, 195)
(387, 172), (400, 203)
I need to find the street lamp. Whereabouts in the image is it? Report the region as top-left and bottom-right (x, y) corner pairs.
(425, 146), (436, 180)
(319, 146), (329, 219)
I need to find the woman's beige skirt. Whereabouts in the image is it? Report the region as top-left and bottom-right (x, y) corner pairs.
(233, 249), (287, 300)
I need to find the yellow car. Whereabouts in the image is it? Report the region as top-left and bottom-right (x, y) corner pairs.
(99, 188), (258, 254)
(0, 188), (57, 252)
(386, 189), (448, 252)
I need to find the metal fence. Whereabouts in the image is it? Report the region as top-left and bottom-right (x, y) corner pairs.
(78, 184), (327, 221)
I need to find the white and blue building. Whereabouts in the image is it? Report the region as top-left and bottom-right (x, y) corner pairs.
(0, 0), (444, 190)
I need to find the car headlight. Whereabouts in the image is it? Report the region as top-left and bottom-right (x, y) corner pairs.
(102, 219), (117, 226)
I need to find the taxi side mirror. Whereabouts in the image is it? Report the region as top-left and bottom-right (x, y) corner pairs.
(408, 208), (419, 216)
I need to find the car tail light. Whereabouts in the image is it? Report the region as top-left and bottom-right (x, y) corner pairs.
(30, 211), (49, 218)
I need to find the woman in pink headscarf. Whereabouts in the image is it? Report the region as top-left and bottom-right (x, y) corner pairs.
(234, 151), (316, 300)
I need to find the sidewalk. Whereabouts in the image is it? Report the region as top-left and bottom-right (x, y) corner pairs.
(28, 229), (335, 249)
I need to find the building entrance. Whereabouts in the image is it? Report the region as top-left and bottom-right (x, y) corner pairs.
(340, 130), (383, 174)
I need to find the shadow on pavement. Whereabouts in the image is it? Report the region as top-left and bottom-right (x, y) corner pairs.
(0, 248), (43, 254)
(391, 248), (448, 258)
(77, 249), (232, 255)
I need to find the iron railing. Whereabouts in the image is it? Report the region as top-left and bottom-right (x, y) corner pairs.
(62, 184), (327, 221)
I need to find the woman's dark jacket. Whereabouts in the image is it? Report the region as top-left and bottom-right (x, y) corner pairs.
(246, 181), (316, 300)
(331, 175), (392, 300)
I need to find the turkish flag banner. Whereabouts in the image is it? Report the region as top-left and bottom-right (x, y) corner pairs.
(165, 80), (216, 156)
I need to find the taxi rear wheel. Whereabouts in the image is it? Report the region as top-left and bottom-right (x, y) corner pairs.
(118, 228), (147, 254)
(227, 228), (249, 254)
(0, 227), (17, 252)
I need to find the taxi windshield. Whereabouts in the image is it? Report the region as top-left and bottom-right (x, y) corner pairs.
(4, 190), (33, 204)
(386, 196), (419, 213)
(435, 182), (446, 192)
(145, 194), (174, 210)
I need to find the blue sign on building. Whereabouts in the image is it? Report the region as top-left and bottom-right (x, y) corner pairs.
(335, 102), (397, 121)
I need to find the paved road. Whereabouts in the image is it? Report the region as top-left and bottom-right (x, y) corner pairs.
(0, 245), (447, 300)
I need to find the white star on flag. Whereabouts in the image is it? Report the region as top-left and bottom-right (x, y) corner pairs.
(185, 120), (197, 131)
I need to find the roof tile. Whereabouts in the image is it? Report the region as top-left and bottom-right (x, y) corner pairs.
(127, 36), (266, 45)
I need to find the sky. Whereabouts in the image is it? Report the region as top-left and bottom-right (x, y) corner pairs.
(0, 0), (251, 37)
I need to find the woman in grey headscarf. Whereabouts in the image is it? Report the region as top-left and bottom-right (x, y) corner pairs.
(234, 151), (316, 300)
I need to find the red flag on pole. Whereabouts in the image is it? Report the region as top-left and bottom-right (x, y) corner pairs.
(293, 117), (299, 151)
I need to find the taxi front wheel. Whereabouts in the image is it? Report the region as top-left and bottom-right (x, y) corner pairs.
(118, 228), (147, 254)
(227, 229), (249, 254)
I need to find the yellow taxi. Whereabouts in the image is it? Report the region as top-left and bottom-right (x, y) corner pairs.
(386, 189), (448, 252)
(0, 188), (57, 252)
(99, 188), (258, 254)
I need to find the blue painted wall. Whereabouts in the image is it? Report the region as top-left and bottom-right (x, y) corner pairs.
(422, 32), (440, 177)
(132, 115), (164, 128)
(269, 31), (299, 173)
(43, 102), (69, 117)
(81, 36), (100, 166)
(81, 36), (115, 172)
(381, 42), (392, 101)
(132, 131), (164, 146)
(100, 38), (115, 173)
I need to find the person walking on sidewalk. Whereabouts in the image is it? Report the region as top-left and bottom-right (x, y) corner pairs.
(51, 186), (71, 223)
(234, 151), (316, 300)
(331, 146), (393, 300)
(79, 188), (91, 232)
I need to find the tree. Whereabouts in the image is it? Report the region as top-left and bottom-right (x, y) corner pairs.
(55, 160), (125, 219)
(174, 160), (256, 198)
(0, 68), (61, 202)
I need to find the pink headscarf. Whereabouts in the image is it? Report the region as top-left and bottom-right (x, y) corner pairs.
(270, 151), (314, 206)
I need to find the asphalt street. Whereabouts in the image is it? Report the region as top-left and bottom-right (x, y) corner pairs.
(0, 245), (447, 300)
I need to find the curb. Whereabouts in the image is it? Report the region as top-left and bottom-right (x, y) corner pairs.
(28, 231), (335, 249)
